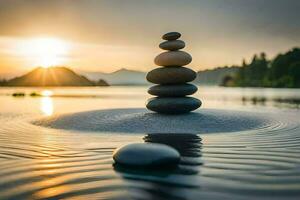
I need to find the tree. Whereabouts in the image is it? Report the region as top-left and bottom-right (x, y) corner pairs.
(269, 48), (300, 86)
(231, 47), (300, 88)
(289, 62), (300, 87)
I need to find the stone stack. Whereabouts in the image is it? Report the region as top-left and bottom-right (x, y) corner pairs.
(146, 32), (201, 114)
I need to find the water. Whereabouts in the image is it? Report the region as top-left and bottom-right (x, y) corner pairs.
(0, 86), (300, 199)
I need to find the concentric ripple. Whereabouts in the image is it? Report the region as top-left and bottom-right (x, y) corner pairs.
(0, 109), (300, 199)
(33, 108), (276, 133)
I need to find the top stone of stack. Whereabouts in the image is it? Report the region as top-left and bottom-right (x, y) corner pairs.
(162, 32), (181, 41)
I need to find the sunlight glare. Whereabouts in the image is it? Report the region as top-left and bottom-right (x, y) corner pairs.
(19, 37), (70, 68)
(41, 90), (53, 97)
(40, 96), (54, 116)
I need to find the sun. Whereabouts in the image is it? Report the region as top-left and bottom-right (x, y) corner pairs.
(19, 37), (70, 68)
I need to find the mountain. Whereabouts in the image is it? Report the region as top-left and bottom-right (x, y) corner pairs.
(82, 67), (240, 86)
(195, 66), (239, 85)
(0, 72), (20, 80)
(1, 66), (240, 87)
(81, 68), (148, 85)
(3, 67), (107, 87)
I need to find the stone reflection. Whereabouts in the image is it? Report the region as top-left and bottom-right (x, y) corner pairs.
(144, 133), (202, 157)
(144, 133), (203, 175)
(113, 133), (203, 200)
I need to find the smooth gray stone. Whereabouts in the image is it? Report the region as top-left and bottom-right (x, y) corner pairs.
(146, 67), (197, 84)
(162, 32), (181, 40)
(113, 143), (180, 167)
(146, 97), (202, 114)
(154, 51), (192, 67)
(159, 40), (185, 51)
(148, 84), (198, 97)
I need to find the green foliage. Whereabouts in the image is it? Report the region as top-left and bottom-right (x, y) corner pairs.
(230, 48), (300, 88)
(289, 62), (300, 87)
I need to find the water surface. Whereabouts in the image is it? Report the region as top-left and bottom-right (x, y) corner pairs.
(0, 86), (300, 199)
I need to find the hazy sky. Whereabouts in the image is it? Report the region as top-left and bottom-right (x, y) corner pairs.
(0, 0), (299, 76)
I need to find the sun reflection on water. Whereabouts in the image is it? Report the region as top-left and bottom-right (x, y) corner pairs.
(40, 96), (54, 116)
(41, 90), (53, 97)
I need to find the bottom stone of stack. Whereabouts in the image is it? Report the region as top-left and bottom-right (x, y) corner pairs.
(146, 97), (202, 114)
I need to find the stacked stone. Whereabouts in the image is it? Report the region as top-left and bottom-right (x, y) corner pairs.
(146, 32), (202, 114)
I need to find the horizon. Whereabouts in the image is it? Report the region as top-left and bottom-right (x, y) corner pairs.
(0, 0), (299, 76)
(1, 45), (299, 79)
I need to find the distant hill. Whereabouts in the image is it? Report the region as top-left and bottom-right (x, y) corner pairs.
(0, 66), (241, 87)
(81, 68), (148, 85)
(195, 66), (239, 85)
(3, 67), (108, 87)
(0, 72), (20, 80)
(82, 67), (240, 86)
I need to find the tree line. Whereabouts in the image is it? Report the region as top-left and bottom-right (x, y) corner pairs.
(223, 48), (300, 88)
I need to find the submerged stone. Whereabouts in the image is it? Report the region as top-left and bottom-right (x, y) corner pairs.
(146, 67), (197, 84)
(162, 32), (181, 40)
(159, 40), (185, 51)
(113, 143), (180, 167)
(147, 97), (202, 114)
(154, 51), (192, 67)
(148, 84), (198, 97)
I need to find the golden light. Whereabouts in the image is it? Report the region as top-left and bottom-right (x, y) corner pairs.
(18, 37), (70, 68)
(41, 90), (53, 97)
(40, 91), (54, 116)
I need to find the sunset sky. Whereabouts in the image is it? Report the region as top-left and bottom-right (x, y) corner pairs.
(0, 0), (299, 77)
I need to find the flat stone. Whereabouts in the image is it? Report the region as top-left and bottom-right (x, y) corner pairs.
(146, 97), (202, 114)
(159, 40), (185, 51)
(148, 84), (198, 97)
(146, 67), (197, 84)
(113, 143), (180, 167)
(162, 32), (181, 40)
(154, 51), (192, 66)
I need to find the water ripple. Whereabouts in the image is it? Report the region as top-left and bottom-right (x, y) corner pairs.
(0, 110), (300, 199)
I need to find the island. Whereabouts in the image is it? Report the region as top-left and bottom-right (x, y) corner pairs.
(0, 67), (109, 87)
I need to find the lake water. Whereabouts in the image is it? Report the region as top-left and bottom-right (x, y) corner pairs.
(0, 86), (300, 199)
